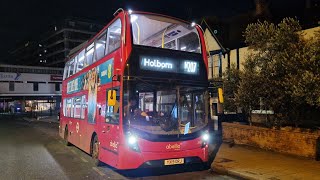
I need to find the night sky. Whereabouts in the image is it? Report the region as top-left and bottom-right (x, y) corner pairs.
(0, 0), (311, 61)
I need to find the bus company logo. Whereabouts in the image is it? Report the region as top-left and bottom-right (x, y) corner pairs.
(110, 141), (118, 149)
(142, 58), (173, 69)
(166, 143), (181, 150)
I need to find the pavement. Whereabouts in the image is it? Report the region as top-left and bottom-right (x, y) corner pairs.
(212, 143), (320, 180)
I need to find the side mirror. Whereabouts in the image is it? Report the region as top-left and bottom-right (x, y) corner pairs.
(107, 90), (116, 106)
(113, 75), (121, 82)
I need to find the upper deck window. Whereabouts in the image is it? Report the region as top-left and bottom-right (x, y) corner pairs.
(130, 14), (201, 53)
(64, 18), (122, 79)
(107, 19), (122, 54)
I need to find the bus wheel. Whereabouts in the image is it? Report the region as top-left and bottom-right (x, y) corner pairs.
(92, 135), (102, 166)
(64, 126), (71, 146)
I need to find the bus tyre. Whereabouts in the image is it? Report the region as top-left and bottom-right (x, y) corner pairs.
(92, 135), (102, 166)
(64, 126), (71, 146)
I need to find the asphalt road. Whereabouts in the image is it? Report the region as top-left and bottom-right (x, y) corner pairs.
(0, 115), (239, 180)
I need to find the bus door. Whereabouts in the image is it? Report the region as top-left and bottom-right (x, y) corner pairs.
(65, 98), (77, 145)
(78, 95), (87, 151)
(72, 96), (83, 147)
(99, 88), (120, 165)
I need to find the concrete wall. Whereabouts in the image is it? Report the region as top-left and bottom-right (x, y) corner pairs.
(222, 122), (320, 159)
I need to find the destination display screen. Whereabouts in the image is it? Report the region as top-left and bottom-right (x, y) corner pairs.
(139, 56), (199, 75)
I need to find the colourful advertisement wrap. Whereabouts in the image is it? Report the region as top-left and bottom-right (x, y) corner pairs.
(99, 59), (114, 85)
(67, 74), (84, 94)
(67, 59), (114, 94)
(66, 59), (114, 123)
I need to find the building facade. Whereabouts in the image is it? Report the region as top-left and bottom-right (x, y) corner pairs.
(0, 64), (63, 114)
(203, 25), (320, 120)
(9, 18), (104, 68)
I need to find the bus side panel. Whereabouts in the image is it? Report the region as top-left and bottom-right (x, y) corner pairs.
(96, 87), (120, 168)
(63, 117), (75, 145)
(82, 123), (95, 154)
(77, 118), (86, 152)
(99, 124), (121, 168)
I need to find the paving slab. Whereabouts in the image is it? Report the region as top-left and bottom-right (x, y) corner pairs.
(212, 143), (320, 180)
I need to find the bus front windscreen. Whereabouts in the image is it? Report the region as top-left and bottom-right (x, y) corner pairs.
(130, 14), (201, 53)
(123, 82), (208, 135)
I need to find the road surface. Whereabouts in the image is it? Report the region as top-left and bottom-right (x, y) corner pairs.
(0, 115), (239, 180)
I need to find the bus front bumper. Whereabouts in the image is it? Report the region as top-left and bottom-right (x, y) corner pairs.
(117, 146), (208, 169)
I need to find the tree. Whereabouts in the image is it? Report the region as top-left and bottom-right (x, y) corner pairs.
(223, 64), (240, 113)
(237, 18), (320, 128)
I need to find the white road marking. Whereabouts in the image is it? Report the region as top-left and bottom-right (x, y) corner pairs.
(70, 149), (77, 155)
(92, 167), (106, 176)
(80, 156), (88, 163)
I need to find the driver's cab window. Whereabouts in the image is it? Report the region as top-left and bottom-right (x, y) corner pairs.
(139, 92), (154, 114)
(194, 93), (205, 126)
(156, 91), (176, 118)
(105, 88), (120, 124)
(180, 93), (192, 125)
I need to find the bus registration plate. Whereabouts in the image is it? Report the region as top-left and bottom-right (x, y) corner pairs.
(164, 158), (184, 165)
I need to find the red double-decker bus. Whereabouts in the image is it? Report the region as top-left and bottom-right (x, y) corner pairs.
(59, 8), (210, 169)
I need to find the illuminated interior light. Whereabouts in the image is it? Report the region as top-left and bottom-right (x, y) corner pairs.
(78, 56), (85, 61)
(130, 15), (138, 23)
(191, 22), (196, 27)
(180, 46), (186, 50)
(96, 43), (104, 49)
(128, 9), (133, 14)
(86, 48), (94, 55)
(114, 28), (121, 34)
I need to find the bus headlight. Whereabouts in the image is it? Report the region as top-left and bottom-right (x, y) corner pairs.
(201, 133), (210, 148)
(202, 133), (209, 141)
(128, 135), (137, 145)
(127, 135), (140, 152)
